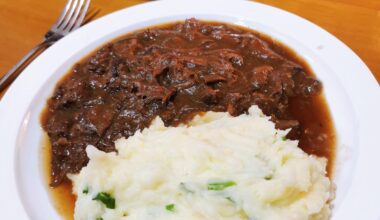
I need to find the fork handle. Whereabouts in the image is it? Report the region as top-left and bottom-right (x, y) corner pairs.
(0, 40), (54, 92)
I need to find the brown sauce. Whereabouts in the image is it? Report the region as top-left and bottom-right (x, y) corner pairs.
(42, 133), (75, 220)
(41, 19), (336, 219)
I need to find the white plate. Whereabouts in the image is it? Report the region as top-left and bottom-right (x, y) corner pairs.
(0, 0), (379, 219)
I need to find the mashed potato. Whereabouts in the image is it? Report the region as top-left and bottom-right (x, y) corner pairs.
(69, 106), (332, 220)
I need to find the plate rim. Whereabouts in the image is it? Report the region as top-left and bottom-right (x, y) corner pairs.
(0, 0), (379, 219)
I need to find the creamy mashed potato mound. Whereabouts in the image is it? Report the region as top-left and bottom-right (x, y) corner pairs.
(69, 106), (332, 220)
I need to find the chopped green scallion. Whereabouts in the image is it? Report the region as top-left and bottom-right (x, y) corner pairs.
(208, 181), (236, 191)
(82, 187), (89, 194)
(226, 197), (235, 203)
(165, 203), (175, 212)
(93, 192), (116, 209)
(264, 175), (272, 180)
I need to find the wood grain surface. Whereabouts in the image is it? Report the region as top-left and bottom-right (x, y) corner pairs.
(0, 0), (378, 97)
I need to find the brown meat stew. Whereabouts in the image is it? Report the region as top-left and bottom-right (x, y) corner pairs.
(41, 19), (335, 187)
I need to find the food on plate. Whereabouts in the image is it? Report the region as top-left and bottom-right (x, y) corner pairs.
(70, 106), (332, 220)
(41, 18), (334, 186)
(40, 18), (336, 219)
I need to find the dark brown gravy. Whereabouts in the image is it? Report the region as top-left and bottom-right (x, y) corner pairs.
(42, 133), (75, 220)
(41, 19), (336, 219)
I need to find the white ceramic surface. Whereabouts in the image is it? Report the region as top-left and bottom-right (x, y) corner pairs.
(0, 0), (379, 219)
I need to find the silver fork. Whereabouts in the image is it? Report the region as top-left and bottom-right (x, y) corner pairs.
(0, 0), (91, 92)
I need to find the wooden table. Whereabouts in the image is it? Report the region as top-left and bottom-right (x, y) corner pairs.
(0, 0), (379, 97)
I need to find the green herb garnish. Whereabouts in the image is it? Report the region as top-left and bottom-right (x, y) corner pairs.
(208, 181), (236, 191)
(93, 192), (116, 209)
(226, 197), (235, 203)
(165, 203), (175, 212)
(264, 175), (272, 180)
(281, 136), (287, 141)
(82, 187), (89, 194)
(96, 218), (103, 220)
